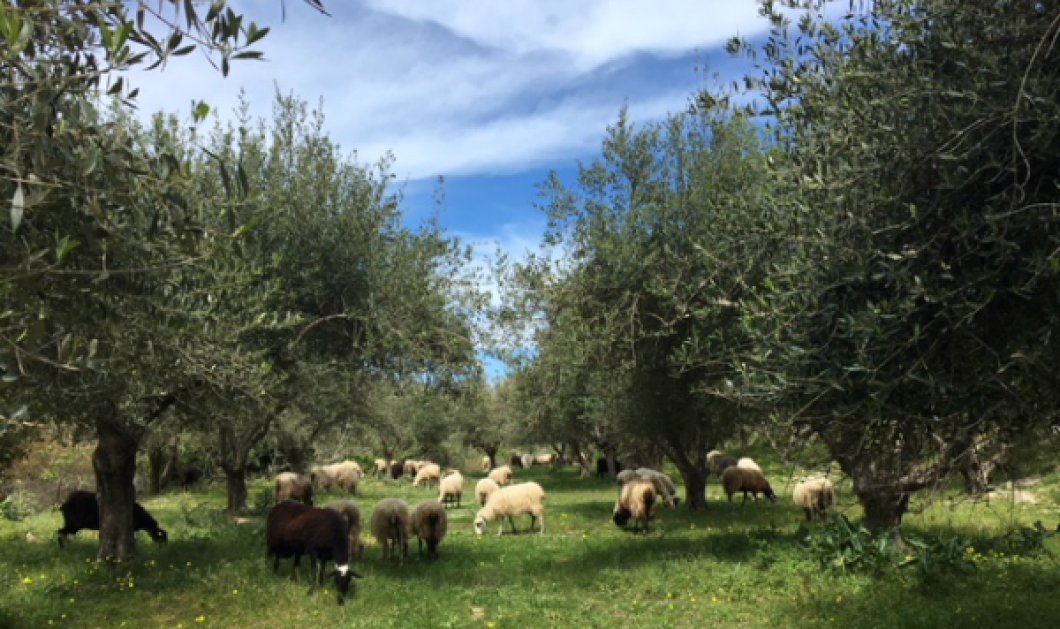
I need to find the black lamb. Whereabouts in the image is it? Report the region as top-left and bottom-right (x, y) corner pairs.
(57, 490), (168, 548)
(266, 501), (363, 604)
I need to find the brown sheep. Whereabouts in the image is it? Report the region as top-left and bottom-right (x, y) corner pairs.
(721, 467), (777, 503)
(275, 472), (314, 505)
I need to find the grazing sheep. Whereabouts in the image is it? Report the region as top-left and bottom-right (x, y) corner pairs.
(438, 471), (464, 508)
(389, 461), (405, 480)
(275, 472), (314, 505)
(721, 467), (777, 503)
(632, 468), (680, 508)
(736, 457), (762, 473)
(793, 477), (836, 521)
(709, 453), (737, 477)
(612, 480), (658, 532)
(509, 453), (524, 469)
(403, 460), (418, 477)
(370, 498), (410, 562)
(310, 465), (335, 491)
(373, 458), (389, 478)
(487, 465), (513, 487)
(534, 453), (555, 466)
(56, 491), (168, 548)
(480, 456), (492, 472)
(266, 501), (361, 604)
(615, 468), (680, 508)
(325, 500), (365, 559)
(521, 453), (534, 469)
(409, 501), (448, 560)
(330, 461), (363, 494)
(475, 477), (501, 506)
(413, 463), (442, 489)
(473, 481), (547, 536)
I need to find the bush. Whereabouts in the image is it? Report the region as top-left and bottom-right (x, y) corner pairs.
(803, 515), (895, 573)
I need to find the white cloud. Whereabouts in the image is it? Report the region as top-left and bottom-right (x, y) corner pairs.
(125, 0), (782, 181)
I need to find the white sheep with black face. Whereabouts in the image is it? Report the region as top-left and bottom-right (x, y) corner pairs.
(473, 481), (547, 536)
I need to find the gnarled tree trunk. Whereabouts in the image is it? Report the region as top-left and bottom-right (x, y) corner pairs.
(92, 420), (142, 561)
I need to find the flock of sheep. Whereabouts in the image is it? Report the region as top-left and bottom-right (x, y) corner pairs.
(53, 450), (837, 605)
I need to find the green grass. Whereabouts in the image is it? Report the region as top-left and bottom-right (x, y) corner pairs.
(1, 465), (1058, 628)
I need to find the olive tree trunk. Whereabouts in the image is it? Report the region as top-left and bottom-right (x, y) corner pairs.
(92, 420), (142, 561)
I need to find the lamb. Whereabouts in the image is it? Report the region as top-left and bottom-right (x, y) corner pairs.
(487, 465), (513, 486)
(56, 491), (168, 548)
(792, 477), (836, 521)
(413, 463), (442, 488)
(409, 500), (448, 560)
(480, 456), (492, 472)
(473, 481), (547, 536)
(325, 500), (365, 559)
(612, 479), (658, 532)
(370, 498), (410, 562)
(265, 501), (361, 604)
(437, 470), (464, 508)
(275, 472), (314, 505)
(721, 467), (777, 503)
(475, 478), (500, 506)
(736, 457), (762, 473)
(373, 458), (389, 478)
(403, 460), (418, 477)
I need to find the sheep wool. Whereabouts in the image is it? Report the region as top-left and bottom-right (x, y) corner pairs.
(438, 471), (465, 508)
(370, 498), (410, 562)
(329, 461), (363, 494)
(487, 465), (513, 486)
(793, 477), (836, 521)
(480, 456), (492, 472)
(325, 500), (365, 559)
(275, 472), (314, 505)
(373, 458), (389, 478)
(721, 467), (777, 503)
(473, 481), (547, 536)
(612, 480), (658, 532)
(475, 477), (501, 506)
(736, 457), (762, 473)
(409, 500), (448, 560)
(709, 453), (738, 477)
(413, 463), (442, 488)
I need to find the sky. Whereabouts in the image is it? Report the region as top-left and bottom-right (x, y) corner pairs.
(128, 0), (814, 378)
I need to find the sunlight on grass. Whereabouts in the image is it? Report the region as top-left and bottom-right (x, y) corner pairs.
(1, 467), (1058, 628)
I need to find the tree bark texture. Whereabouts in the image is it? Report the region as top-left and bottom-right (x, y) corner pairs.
(92, 421), (142, 560)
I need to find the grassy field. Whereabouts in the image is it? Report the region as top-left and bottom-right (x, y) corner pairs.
(1, 463), (1059, 628)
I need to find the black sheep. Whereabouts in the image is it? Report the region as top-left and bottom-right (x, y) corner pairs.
(57, 490), (168, 548)
(266, 501), (362, 604)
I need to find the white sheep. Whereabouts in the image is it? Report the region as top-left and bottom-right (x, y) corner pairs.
(438, 470), (465, 508)
(373, 458), (389, 478)
(616, 468), (680, 508)
(487, 465), (513, 486)
(480, 456), (492, 472)
(473, 481), (547, 536)
(736, 457), (761, 473)
(370, 497), (410, 562)
(475, 477), (500, 506)
(612, 479), (658, 532)
(633, 468), (679, 508)
(409, 500), (448, 560)
(792, 477), (836, 521)
(413, 463), (442, 488)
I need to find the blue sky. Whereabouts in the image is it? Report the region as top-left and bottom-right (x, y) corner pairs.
(128, 1), (826, 378)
